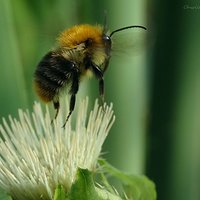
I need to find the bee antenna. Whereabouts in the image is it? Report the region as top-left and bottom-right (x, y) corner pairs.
(110, 25), (147, 37)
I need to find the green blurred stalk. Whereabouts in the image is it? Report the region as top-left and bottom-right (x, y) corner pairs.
(104, 0), (147, 174)
(0, 0), (28, 117)
(146, 0), (200, 199)
(169, 9), (200, 200)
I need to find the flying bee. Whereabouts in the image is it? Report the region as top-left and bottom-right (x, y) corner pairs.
(34, 23), (146, 127)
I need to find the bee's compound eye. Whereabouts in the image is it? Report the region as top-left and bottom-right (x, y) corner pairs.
(85, 38), (93, 47)
(103, 34), (111, 47)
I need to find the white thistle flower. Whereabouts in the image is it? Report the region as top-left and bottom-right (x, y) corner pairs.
(0, 97), (115, 200)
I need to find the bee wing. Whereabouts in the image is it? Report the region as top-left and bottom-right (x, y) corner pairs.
(111, 27), (147, 56)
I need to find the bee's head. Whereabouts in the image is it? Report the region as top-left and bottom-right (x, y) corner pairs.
(57, 23), (146, 69)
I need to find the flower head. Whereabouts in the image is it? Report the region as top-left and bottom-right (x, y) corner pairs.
(0, 97), (115, 200)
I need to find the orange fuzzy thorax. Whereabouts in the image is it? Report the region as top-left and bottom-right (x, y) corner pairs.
(57, 24), (104, 48)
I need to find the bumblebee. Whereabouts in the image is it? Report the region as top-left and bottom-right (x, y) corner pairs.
(34, 23), (146, 127)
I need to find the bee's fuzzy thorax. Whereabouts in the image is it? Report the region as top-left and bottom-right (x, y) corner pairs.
(57, 24), (104, 48)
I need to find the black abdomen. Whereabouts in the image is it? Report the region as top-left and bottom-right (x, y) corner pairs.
(34, 51), (76, 102)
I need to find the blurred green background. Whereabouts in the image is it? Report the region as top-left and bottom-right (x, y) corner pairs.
(0, 0), (200, 199)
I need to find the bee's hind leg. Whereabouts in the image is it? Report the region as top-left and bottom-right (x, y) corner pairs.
(62, 72), (79, 128)
(62, 94), (76, 128)
(51, 100), (60, 124)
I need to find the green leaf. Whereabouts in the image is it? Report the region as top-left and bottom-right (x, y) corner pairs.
(53, 185), (65, 200)
(0, 188), (12, 200)
(123, 175), (157, 200)
(99, 160), (157, 200)
(66, 168), (123, 200)
(66, 168), (101, 200)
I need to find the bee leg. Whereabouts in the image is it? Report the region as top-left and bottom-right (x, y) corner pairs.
(62, 94), (76, 128)
(51, 100), (60, 124)
(90, 62), (105, 107)
(99, 78), (105, 106)
(62, 73), (79, 128)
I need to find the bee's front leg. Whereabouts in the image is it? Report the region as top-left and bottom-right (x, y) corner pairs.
(90, 63), (105, 106)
